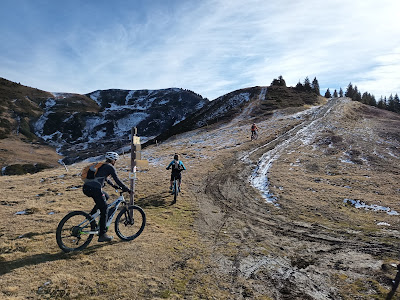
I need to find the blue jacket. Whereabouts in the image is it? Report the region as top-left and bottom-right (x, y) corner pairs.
(166, 160), (186, 173)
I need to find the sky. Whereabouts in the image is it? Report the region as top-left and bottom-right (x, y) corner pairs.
(1, 0), (400, 100)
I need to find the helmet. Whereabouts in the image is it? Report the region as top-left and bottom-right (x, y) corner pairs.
(105, 152), (119, 161)
(174, 154), (179, 160)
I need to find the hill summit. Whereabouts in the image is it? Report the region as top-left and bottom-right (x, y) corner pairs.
(0, 77), (321, 173)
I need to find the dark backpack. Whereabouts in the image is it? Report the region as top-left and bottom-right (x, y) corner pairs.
(172, 160), (182, 171)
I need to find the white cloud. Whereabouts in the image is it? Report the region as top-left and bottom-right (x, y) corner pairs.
(1, 0), (400, 99)
(356, 48), (400, 97)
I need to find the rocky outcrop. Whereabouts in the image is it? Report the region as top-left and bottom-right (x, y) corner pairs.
(33, 88), (207, 163)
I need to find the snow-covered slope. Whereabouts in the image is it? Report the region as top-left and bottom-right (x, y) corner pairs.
(33, 88), (207, 163)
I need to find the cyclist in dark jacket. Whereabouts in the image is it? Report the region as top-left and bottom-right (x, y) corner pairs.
(166, 154), (186, 192)
(83, 152), (130, 242)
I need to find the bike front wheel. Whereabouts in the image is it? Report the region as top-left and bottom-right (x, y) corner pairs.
(56, 211), (96, 253)
(115, 205), (146, 241)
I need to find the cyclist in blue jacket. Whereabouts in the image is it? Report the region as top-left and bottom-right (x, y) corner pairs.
(166, 154), (186, 192)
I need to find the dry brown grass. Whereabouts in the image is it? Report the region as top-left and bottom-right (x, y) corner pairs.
(0, 137), (61, 167)
(0, 149), (230, 299)
(1, 98), (399, 299)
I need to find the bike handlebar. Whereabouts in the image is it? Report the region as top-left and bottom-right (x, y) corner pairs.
(114, 189), (132, 195)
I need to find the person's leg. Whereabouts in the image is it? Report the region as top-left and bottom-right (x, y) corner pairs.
(89, 204), (98, 217)
(83, 185), (99, 216)
(92, 189), (112, 241)
(177, 173), (182, 188)
(170, 173), (174, 190)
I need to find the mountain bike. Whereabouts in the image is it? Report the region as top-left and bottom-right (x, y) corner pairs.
(251, 130), (258, 141)
(56, 191), (146, 253)
(171, 177), (180, 203)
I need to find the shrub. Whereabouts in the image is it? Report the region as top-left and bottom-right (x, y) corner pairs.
(2, 163), (52, 175)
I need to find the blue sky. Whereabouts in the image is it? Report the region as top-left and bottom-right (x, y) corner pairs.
(1, 0), (399, 100)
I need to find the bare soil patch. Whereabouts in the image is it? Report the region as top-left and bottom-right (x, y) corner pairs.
(0, 98), (399, 299)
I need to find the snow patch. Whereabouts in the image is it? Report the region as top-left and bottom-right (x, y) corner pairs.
(89, 91), (101, 106)
(377, 222), (391, 226)
(343, 199), (399, 215)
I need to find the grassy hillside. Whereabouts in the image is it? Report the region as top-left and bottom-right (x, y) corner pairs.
(0, 79), (101, 174)
(1, 98), (399, 299)
(0, 79), (63, 173)
(0, 78), (52, 139)
(145, 85), (321, 146)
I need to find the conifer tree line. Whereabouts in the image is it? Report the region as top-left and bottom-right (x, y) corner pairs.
(325, 83), (400, 114)
(271, 75), (321, 95)
(271, 75), (399, 114)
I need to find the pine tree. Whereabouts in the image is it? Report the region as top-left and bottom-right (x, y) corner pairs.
(362, 92), (376, 106)
(361, 92), (368, 104)
(377, 96), (385, 109)
(333, 89), (338, 97)
(295, 81), (304, 91)
(304, 77), (311, 91)
(324, 88), (332, 98)
(311, 77), (320, 95)
(339, 88), (344, 97)
(388, 94), (395, 112)
(369, 94), (377, 107)
(353, 86), (362, 102)
(278, 75), (286, 87)
(271, 78), (280, 86)
(345, 83), (354, 99)
(271, 75), (286, 86)
(394, 94), (400, 113)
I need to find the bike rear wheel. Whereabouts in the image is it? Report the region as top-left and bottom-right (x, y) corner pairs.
(56, 211), (96, 253)
(115, 205), (146, 241)
(173, 179), (178, 202)
(251, 131), (258, 140)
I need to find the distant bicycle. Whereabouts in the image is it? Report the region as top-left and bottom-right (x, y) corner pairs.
(251, 130), (258, 141)
(166, 154), (186, 204)
(171, 177), (180, 203)
(56, 190), (145, 253)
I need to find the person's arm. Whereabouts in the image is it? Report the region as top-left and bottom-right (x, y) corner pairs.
(166, 160), (173, 170)
(180, 161), (186, 170)
(106, 177), (119, 189)
(109, 166), (130, 192)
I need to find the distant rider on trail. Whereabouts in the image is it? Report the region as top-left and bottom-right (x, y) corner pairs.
(82, 152), (131, 242)
(166, 154), (186, 192)
(251, 123), (259, 140)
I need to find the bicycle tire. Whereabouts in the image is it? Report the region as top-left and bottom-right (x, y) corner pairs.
(115, 205), (146, 241)
(56, 211), (96, 253)
(251, 132), (258, 141)
(174, 179), (178, 202)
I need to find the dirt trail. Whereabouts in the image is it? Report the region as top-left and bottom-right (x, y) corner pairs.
(1, 97), (399, 300)
(192, 98), (400, 299)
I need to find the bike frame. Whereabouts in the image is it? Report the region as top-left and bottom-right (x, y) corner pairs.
(172, 178), (177, 192)
(79, 192), (126, 235)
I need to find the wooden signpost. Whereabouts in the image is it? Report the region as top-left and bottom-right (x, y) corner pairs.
(129, 127), (148, 206)
(130, 127), (138, 206)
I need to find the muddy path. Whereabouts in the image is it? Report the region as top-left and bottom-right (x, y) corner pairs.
(192, 98), (400, 299)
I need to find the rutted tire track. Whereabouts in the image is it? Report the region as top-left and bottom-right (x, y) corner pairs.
(196, 98), (398, 299)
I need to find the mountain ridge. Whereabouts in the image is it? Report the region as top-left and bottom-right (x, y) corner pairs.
(0, 77), (329, 173)
(1, 97), (399, 298)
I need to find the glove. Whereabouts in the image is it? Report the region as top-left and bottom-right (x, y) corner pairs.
(166, 167), (170, 170)
(122, 186), (131, 193)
